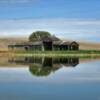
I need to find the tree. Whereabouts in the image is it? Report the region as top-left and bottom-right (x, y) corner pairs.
(29, 31), (51, 42)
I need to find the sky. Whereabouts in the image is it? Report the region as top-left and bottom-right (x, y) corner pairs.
(0, 0), (100, 42)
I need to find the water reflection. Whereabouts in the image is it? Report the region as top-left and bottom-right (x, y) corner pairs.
(0, 56), (100, 100)
(9, 57), (79, 77)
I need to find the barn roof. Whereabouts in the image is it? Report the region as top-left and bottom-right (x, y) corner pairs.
(70, 41), (79, 46)
(8, 41), (42, 46)
(60, 41), (72, 45)
(53, 41), (62, 45)
(53, 41), (79, 46)
(60, 41), (79, 46)
(41, 35), (60, 41)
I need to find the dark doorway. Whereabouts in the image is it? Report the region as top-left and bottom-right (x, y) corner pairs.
(43, 41), (52, 51)
(60, 45), (69, 50)
(25, 46), (29, 51)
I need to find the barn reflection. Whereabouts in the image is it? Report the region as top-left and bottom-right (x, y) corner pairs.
(9, 56), (79, 77)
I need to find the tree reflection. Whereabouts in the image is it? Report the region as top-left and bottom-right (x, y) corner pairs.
(9, 56), (79, 77)
(29, 64), (52, 77)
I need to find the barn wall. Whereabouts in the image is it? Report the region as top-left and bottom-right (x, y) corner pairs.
(8, 42), (79, 51)
(30, 45), (42, 51)
(53, 45), (60, 51)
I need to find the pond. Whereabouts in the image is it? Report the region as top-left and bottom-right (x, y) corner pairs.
(0, 56), (100, 100)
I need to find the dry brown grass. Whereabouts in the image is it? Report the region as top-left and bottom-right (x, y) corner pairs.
(79, 41), (100, 50)
(0, 37), (27, 52)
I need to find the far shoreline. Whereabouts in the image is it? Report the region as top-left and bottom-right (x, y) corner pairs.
(5, 50), (100, 58)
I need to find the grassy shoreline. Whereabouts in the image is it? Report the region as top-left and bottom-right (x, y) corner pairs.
(8, 50), (100, 58)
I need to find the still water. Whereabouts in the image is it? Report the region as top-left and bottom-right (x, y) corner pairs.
(0, 56), (100, 100)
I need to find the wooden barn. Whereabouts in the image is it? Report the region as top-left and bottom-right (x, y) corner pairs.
(8, 36), (79, 51)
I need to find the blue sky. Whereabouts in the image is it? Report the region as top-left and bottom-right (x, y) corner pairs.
(0, 0), (100, 42)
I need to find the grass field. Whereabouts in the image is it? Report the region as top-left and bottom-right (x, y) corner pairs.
(9, 50), (100, 58)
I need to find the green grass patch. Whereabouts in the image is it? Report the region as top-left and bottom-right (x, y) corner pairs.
(9, 50), (100, 58)
(11, 50), (100, 54)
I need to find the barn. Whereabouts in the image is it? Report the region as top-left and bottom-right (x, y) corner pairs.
(8, 36), (79, 51)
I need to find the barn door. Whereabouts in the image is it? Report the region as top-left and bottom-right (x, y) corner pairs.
(43, 41), (52, 51)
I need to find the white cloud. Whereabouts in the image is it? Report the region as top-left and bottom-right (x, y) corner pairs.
(0, 18), (100, 42)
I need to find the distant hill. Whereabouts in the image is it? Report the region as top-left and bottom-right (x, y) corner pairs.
(79, 41), (100, 50)
(0, 38), (100, 51)
(0, 38), (27, 51)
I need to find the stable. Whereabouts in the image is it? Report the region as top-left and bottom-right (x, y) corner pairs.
(8, 36), (79, 51)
